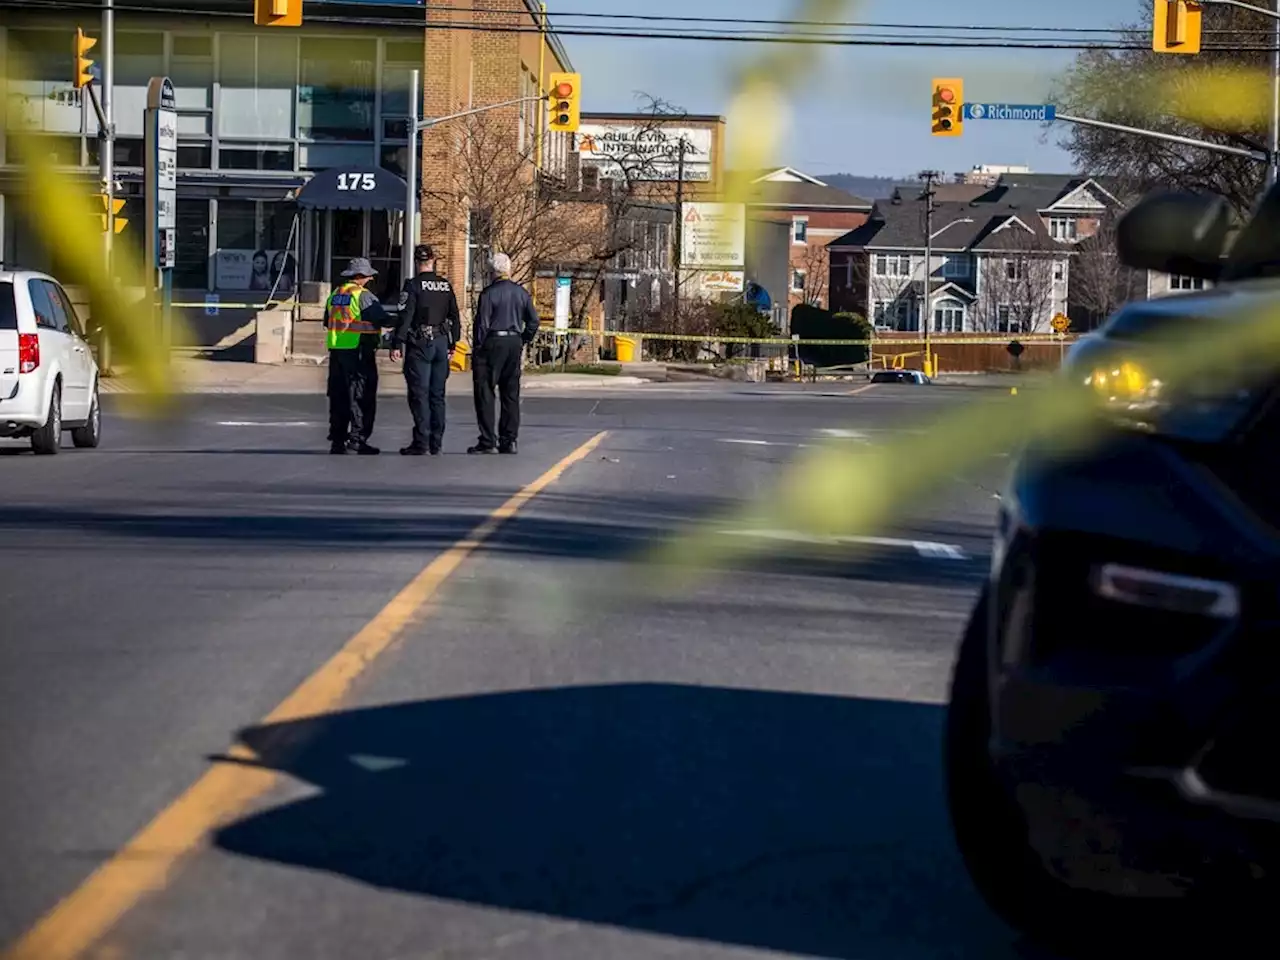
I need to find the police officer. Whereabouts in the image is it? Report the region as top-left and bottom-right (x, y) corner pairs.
(469, 252), (540, 455)
(324, 258), (397, 455)
(391, 244), (460, 456)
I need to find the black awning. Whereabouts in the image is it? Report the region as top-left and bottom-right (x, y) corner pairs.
(295, 166), (410, 211)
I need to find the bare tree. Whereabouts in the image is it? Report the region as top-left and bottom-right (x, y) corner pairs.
(848, 252), (920, 330)
(551, 95), (688, 332)
(421, 113), (591, 315)
(1068, 211), (1148, 329)
(796, 241), (830, 309)
(974, 227), (1061, 333)
(1051, 2), (1268, 214)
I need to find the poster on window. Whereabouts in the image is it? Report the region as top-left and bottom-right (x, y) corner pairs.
(215, 249), (297, 296)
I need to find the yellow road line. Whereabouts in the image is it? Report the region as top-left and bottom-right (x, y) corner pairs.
(2, 430), (610, 960)
(846, 384), (877, 396)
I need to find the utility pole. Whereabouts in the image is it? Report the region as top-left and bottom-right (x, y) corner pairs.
(1271, 0), (1279, 186)
(918, 169), (940, 377)
(99, 0), (116, 372)
(673, 138), (687, 331)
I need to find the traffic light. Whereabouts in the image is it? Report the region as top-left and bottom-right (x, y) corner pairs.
(95, 194), (127, 234)
(254, 0), (303, 27)
(73, 28), (97, 90)
(1153, 1), (1202, 54)
(932, 78), (963, 137)
(548, 72), (581, 133)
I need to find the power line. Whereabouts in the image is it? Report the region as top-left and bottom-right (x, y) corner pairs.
(9, 1), (1278, 51)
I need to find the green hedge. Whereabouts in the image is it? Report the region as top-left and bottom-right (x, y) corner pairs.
(791, 306), (871, 367)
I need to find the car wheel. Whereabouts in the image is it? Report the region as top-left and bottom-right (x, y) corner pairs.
(71, 381), (102, 448)
(945, 587), (1107, 947)
(31, 381), (62, 455)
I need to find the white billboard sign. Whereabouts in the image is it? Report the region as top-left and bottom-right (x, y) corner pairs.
(681, 203), (745, 269)
(577, 124), (713, 182)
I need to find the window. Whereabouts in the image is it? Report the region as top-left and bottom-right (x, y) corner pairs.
(941, 255), (969, 278)
(793, 218), (808, 244)
(299, 142), (372, 170)
(172, 34), (213, 138)
(380, 39), (425, 120)
(178, 143), (212, 170)
(112, 32), (165, 138)
(175, 199), (211, 289)
(791, 269), (806, 293)
(214, 200), (295, 292)
(996, 304), (1012, 331)
(1170, 274), (1205, 291)
(219, 32), (297, 141)
(874, 253), (911, 277)
(995, 304), (1031, 333)
(299, 37), (376, 141)
(1049, 217), (1078, 242)
(88, 138), (145, 168)
(219, 145), (295, 171)
(380, 144), (409, 178)
(27, 280), (61, 330)
(1005, 258), (1027, 280)
(933, 298), (965, 333)
(873, 299), (914, 331)
(1053, 260), (1067, 283)
(6, 30), (85, 135)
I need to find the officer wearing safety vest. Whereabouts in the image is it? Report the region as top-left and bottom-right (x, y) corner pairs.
(391, 244), (460, 456)
(324, 257), (397, 455)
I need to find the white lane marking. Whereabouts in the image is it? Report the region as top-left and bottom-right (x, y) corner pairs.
(717, 438), (810, 448)
(816, 428), (871, 440)
(216, 420), (321, 427)
(718, 528), (969, 560)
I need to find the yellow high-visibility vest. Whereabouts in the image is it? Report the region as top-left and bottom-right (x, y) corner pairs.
(324, 281), (377, 350)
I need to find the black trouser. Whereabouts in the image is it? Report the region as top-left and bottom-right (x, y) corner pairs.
(404, 334), (450, 451)
(472, 333), (523, 450)
(327, 348), (367, 444)
(327, 340), (378, 444)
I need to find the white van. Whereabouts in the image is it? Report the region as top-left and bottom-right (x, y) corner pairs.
(0, 268), (102, 454)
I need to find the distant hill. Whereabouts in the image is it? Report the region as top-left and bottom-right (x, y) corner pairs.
(818, 173), (901, 200)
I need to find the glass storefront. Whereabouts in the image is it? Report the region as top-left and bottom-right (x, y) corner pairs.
(2, 24), (426, 295)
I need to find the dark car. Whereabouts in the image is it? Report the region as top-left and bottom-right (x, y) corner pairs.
(945, 186), (1280, 949)
(870, 369), (931, 385)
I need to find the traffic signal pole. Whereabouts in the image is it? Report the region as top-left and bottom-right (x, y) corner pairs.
(400, 91), (551, 295)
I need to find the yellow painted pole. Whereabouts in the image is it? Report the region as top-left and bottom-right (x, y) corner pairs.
(535, 2), (548, 170)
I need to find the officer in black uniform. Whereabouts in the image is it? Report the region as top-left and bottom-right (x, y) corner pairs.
(392, 244), (461, 456)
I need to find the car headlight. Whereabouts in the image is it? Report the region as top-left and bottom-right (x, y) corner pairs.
(1072, 351), (1267, 442)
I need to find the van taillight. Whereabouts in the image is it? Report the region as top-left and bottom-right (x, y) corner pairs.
(18, 333), (39, 373)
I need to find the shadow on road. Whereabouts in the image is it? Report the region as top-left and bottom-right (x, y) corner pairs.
(212, 683), (1034, 959)
(0, 496), (992, 589)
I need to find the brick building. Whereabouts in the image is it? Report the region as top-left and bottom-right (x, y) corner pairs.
(736, 167), (871, 311)
(420, 0), (576, 306)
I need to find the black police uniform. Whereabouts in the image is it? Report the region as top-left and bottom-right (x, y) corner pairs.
(394, 246), (461, 455)
(469, 276), (540, 454)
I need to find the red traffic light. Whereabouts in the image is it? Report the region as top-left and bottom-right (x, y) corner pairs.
(555, 81), (574, 98)
(938, 87), (955, 103)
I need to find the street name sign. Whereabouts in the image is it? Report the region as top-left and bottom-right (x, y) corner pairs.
(962, 103), (1056, 122)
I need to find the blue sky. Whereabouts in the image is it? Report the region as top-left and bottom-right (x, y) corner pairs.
(563, 0), (1140, 179)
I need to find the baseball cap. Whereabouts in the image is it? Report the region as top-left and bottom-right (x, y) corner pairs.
(414, 244), (435, 262)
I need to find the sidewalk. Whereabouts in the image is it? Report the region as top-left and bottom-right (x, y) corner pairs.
(99, 358), (651, 395)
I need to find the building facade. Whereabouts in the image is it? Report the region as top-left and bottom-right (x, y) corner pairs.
(738, 167), (870, 311)
(0, 0), (573, 333)
(828, 174), (1135, 334)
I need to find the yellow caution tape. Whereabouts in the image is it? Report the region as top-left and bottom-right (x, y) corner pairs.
(538, 328), (1074, 347)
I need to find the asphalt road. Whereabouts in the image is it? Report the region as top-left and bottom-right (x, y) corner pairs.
(0, 382), (1038, 960)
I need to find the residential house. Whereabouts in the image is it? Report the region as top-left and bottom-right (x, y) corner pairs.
(828, 172), (1154, 333)
(829, 195), (1072, 334)
(738, 167), (872, 311)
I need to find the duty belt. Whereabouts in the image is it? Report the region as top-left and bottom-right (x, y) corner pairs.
(491, 329), (517, 337)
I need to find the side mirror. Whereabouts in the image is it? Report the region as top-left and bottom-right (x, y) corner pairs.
(1116, 191), (1233, 282)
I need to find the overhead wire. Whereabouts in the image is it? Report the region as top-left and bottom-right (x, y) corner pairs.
(6, 0), (1275, 51)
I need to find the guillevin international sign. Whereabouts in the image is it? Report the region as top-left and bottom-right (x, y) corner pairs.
(577, 123), (714, 181)
(681, 203), (745, 269)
